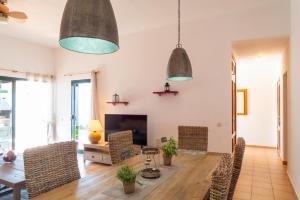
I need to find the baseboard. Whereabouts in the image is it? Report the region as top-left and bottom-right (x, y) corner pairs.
(246, 144), (276, 149)
(287, 171), (299, 199)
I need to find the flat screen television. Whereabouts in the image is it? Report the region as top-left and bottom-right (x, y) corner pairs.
(105, 114), (147, 146)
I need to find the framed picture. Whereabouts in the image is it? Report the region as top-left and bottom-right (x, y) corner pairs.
(237, 89), (248, 115)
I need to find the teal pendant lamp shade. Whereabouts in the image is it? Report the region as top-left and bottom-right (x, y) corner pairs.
(167, 0), (193, 81)
(59, 0), (119, 54)
(167, 47), (192, 81)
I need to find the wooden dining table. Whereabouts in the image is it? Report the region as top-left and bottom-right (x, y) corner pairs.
(0, 155), (26, 200)
(33, 152), (221, 200)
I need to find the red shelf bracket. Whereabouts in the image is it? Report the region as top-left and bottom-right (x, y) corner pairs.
(107, 102), (129, 106)
(152, 91), (179, 96)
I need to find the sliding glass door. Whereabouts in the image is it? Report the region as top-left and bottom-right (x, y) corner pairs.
(0, 77), (15, 150)
(71, 80), (91, 150)
(0, 76), (53, 153)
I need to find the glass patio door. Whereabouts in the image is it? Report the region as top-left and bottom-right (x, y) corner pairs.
(71, 79), (91, 151)
(0, 77), (15, 151)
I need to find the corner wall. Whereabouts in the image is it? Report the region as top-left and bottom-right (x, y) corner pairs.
(288, 0), (300, 197)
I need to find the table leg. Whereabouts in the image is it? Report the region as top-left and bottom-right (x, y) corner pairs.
(13, 187), (21, 200)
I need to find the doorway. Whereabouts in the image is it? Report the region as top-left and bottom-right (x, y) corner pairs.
(232, 37), (289, 161)
(71, 79), (91, 151)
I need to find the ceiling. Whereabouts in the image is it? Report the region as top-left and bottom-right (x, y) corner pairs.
(0, 0), (287, 48)
(233, 37), (289, 60)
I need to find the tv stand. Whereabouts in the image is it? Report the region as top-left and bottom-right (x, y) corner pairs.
(83, 143), (112, 165)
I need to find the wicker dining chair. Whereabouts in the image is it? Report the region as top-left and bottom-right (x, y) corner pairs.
(228, 137), (246, 200)
(23, 141), (80, 199)
(178, 126), (208, 151)
(210, 153), (233, 200)
(108, 130), (135, 164)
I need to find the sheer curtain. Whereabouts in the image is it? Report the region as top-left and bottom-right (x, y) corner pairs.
(15, 73), (54, 153)
(91, 71), (102, 142)
(91, 71), (100, 120)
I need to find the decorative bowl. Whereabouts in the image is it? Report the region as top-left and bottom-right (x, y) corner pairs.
(3, 150), (16, 162)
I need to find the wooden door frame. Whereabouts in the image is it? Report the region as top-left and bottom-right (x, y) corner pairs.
(231, 56), (237, 152)
(277, 79), (280, 151)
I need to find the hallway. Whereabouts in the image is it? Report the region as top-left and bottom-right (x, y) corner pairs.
(233, 147), (297, 200)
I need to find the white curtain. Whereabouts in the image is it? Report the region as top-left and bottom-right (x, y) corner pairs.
(15, 73), (55, 153)
(91, 71), (100, 120)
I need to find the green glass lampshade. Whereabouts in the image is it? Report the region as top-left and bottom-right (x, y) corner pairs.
(59, 0), (119, 55)
(59, 37), (119, 54)
(167, 76), (193, 81)
(167, 47), (193, 81)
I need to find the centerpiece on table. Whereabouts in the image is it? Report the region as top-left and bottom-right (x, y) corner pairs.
(3, 150), (16, 162)
(162, 137), (177, 166)
(141, 147), (160, 179)
(116, 165), (137, 194)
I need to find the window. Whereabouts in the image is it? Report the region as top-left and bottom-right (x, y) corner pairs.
(0, 76), (52, 153)
(71, 80), (91, 151)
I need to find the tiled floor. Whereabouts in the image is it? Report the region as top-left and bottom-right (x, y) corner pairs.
(233, 147), (298, 200)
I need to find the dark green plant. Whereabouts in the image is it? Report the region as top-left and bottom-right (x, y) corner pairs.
(116, 165), (137, 184)
(162, 137), (177, 157)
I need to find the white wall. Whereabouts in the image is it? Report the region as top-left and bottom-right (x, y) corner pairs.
(236, 57), (281, 147)
(0, 35), (54, 77)
(288, 0), (300, 197)
(54, 1), (290, 153)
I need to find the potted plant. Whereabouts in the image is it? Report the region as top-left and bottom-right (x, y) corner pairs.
(162, 137), (177, 166)
(116, 165), (137, 194)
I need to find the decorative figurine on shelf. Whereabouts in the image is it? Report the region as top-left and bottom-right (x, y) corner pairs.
(164, 82), (170, 92)
(112, 93), (120, 102)
(3, 150), (16, 162)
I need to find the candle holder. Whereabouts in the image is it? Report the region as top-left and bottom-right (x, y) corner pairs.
(164, 82), (170, 92)
(141, 147), (160, 179)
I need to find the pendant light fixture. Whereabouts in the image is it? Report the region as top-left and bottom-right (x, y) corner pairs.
(59, 0), (119, 55)
(167, 0), (192, 81)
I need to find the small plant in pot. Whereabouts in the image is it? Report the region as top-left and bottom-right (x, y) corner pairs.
(162, 137), (177, 166)
(116, 165), (137, 194)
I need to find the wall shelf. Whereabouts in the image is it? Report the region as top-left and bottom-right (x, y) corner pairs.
(153, 91), (179, 96)
(107, 102), (129, 106)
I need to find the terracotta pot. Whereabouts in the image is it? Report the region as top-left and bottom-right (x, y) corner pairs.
(123, 181), (135, 194)
(163, 154), (173, 166)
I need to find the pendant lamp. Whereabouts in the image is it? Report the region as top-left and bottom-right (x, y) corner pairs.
(167, 0), (192, 81)
(59, 0), (119, 55)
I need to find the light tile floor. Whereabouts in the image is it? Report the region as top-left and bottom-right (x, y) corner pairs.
(233, 147), (298, 200)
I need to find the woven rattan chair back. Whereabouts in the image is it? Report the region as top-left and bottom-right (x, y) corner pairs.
(23, 141), (80, 199)
(178, 126), (208, 151)
(108, 130), (134, 164)
(210, 153), (233, 200)
(228, 137), (246, 200)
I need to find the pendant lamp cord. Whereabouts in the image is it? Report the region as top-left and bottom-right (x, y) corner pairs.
(177, 0), (182, 48)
